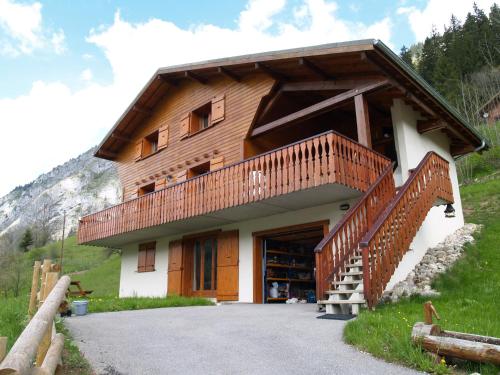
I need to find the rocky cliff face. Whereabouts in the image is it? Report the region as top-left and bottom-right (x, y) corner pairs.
(0, 147), (120, 241)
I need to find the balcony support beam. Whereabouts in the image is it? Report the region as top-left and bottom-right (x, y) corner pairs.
(354, 94), (372, 148)
(251, 79), (389, 137)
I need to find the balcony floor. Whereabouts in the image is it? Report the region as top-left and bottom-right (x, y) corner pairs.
(88, 183), (362, 247)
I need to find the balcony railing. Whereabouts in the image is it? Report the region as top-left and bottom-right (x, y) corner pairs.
(78, 130), (391, 244)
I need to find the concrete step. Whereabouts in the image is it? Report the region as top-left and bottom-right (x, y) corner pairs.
(333, 280), (363, 286)
(326, 289), (363, 295)
(346, 262), (363, 268)
(340, 271), (363, 276)
(318, 299), (366, 305)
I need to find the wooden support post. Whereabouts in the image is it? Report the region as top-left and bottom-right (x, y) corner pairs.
(34, 333), (64, 375)
(29, 261), (42, 318)
(354, 94), (372, 148)
(35, 272), (59, 367)
(0, 337), (7, 362)
(423, 301), (440, 324)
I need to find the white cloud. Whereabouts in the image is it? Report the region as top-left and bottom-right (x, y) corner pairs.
(80, 68), (93, 81)
(0, 0), (66, 56)
(398, 0), (496, 41)
(0, 0), (393, 196)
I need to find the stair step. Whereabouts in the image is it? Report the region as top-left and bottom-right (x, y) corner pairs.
(318, 299), (366, 305)
(346, 262), (363, 268)
(333, 280), (363, 286)
(340, 271), (363, 276)
(326, 289), (363, 294)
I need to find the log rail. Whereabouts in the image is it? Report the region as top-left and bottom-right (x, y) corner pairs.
(78, 130), (391, 244)
(0, 270), (70, 375)
(360, 151), (454, 308)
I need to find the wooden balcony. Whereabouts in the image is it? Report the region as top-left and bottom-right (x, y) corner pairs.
(78, 131), (391, 246)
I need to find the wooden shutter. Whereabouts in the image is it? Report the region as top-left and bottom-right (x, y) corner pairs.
(216, 230), (239, 301)
(176, 170), (187, 183)
(130, 189), (139, 200)
(134, 139), (144, 161)
(180, 113), (190, 139)
(210, 156), (225, 172)
(137, 244), (147, 272)
(158, 124), (169, 149)
(167, 240), (183, 295)
(145, 243), (156, 272)
(211, 95), (225, 124)
(155, 178), (166, 191)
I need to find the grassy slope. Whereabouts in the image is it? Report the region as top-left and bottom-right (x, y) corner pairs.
(344, 178), (500, 375)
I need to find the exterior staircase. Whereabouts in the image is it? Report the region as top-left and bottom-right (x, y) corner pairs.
(315, 151), (454, 315)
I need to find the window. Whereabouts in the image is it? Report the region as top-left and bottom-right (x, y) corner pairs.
(143, 131), (159, 156)
(138, 242), (156, 272)
(180, 95), (225, 139)
(134, 124), (169, 161)
(138, 182), (155, 196)
(188, 161), (211, 178)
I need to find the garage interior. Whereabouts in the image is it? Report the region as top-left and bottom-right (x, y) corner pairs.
(261, 226), (325, 303)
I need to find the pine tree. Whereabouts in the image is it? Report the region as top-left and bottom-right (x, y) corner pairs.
(19, 228), (34, 252)
(400, 45), (414, 68)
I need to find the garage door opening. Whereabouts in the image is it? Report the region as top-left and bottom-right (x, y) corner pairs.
(252, 221), (329, 304)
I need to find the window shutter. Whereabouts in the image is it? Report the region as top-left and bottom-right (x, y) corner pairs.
(216, 230), (239, 301)
(210, 156), (225, 171)
(130, 189), (139, 200)
(134, 139), (143, 161)
(180, 113), (190, 139)
(211, 95), (225, 124)
(158, 124), (169, 150)
(176, 170), (187, 182)
(137, 245), (147, 272)
(155, 178), (166, 191)
(167, 240), (183, 295)
(145, 244), (156, 272)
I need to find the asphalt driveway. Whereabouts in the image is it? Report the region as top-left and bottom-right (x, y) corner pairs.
(65, 304), (421, 375)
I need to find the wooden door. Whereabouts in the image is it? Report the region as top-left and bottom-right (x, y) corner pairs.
(217, 230), (239, 301)
(167, 240), (183, 295)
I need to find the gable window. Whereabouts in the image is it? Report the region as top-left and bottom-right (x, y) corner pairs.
(138, 242), (156, 272)
(134, 124), (169, 161)
(180, 95), (225, 139)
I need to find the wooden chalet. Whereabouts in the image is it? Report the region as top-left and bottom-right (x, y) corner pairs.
(78, 39), (485, 314)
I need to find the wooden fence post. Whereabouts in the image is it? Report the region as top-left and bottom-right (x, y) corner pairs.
(29, 261), (42, 317)
(0, 337), (7, 362)
(35, 272), (59, 366)
(38, 260), (52, 307)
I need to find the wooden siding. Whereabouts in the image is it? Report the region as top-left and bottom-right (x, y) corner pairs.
(117, 74), (275, 199)
(78, 130), (391, 244)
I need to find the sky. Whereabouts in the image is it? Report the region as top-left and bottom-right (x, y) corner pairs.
(0, 0), (496, 196)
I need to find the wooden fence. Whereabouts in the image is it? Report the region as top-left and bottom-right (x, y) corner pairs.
(360, 152), (454, 308)
(0, 260), (70, 375)
(78, 130), (391, 244)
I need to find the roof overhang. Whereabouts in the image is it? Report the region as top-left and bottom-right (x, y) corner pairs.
(95, 39), (487, 160)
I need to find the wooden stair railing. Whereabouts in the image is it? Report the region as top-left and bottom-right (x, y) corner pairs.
(78, 130), (391, 244)
(314, 162), (396, 299)
(360, 151), (454, 308)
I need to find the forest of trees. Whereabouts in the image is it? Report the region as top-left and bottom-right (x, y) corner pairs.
(400, 3), (499, 181)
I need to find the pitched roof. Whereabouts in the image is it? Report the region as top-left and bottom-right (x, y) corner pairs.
(95, 39), (486, 160)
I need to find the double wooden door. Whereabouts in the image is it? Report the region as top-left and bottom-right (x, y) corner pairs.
(167, 230), (239, 301)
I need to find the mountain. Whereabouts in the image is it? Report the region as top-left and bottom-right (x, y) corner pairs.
(0, 147), (120, 243)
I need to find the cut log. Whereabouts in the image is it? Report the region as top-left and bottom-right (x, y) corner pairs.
(0, 337), (6, 362)
(29, 261), (41, 317)
(412, 322), (500, 365)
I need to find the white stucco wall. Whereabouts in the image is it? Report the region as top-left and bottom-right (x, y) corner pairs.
(386, 99), (465, 289)
(119, 197), (358, 300)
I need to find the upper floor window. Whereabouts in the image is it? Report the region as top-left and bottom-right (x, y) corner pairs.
(180, 95), (225, 139)
(134, 124), (169, 161)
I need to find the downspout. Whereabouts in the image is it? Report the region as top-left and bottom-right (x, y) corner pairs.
(453, 139), (487, 161)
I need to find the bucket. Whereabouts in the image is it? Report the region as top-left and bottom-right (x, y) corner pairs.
(72, 300), (89, 316)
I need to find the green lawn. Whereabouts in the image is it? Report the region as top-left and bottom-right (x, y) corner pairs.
(344, 178), (500, 375)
